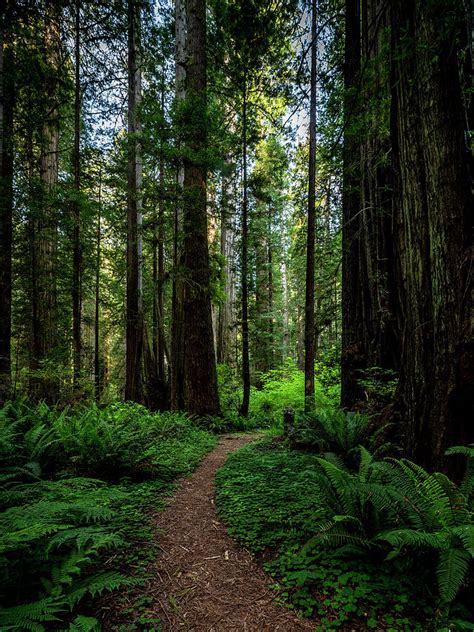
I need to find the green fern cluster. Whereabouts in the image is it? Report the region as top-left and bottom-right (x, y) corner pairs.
(217, 439), (474, 626)
(0, 399), (217, 630)
(292, 408), (392, 467)
(304, 445), (474, 605)
(0, 477), (134, 631)
(0, 399), (215, 480)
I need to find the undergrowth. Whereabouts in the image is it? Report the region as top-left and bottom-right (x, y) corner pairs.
(216, 437), (474, 630)
(0, 400), (217, 631)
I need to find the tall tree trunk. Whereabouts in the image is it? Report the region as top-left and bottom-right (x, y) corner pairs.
(267, 207), (274, 369)
(0, 6), (14, 403)
(304, 0), (317, 412)
(391, 0), (473, 471)
(182, 0), (220, 416)
(72, 0), (82, 390)
(94, 171), (101, 402)
(150, 71), (167, 410)
(341, 0), (397, 410)
(217, 170), (232, 364)
(31, 0), (60, 402)
(253, 201), (273, 384)
(125, 0), (143, 402)
(240, 79), (250, 416)
(171, 0), (186, 410)
(157, 76), (166, 387)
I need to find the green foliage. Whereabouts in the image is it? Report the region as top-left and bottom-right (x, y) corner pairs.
(291, 408), (388, 467)
(216, 441), (327, 551)
(249, 359), (338, 425)
(0, 399), (217, 630)
(0, 400), (216, 480)
(268, 546), (432, 629)
(0, 477), (134, 631)
(216, 438), (474, 628)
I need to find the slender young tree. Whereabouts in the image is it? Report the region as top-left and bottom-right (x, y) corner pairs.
(94, 164), (102, 402)
(304, 0), (317, 411)
(125, 0), (144, 402)
(182, 0), (220, 416)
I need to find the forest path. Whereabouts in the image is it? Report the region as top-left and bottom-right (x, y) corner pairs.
(144, 434), (314, 631)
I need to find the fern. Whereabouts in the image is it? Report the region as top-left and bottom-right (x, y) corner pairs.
(437, 548), (471, 603)
(68, 615), (101, 631)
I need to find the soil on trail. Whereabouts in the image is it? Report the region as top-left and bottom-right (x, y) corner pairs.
(145, 434), (314, 631)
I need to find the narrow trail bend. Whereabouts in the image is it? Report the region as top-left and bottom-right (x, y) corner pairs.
(145, 434), (314, 631)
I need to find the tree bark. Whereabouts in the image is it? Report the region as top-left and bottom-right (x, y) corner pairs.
(304, 0), (317, 412)
(171, 0), (186, 410)
(182, 0), (220, 416)
(240, 80), (250, 416)
(31, 0), (60, 402)
(125, 0), (143, 402)
(390, 0), (473, 471)
(0, 5), (14, 403)
(72, 0), (82, 390)
(341, 0), (398, 410)
(217, 168), (235, 365)
(94, 172), (101, 402)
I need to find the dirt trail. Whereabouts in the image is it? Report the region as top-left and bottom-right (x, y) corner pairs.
(145, 434), (314, 631)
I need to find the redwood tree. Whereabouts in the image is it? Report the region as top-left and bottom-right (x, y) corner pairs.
(0, 4), (14, 403)
(125, 0), (144, 402)
(182, 0), (220, 416)
(390, 0), (473, 470)
(304, 0), (317, 411)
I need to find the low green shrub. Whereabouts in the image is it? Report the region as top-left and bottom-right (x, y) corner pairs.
(291, 408), (392, 466)
(216, 438), (474, 629)
(0, 477), (134, 631)
(0, 400), (216, 481)
(0, 399), (217, 630)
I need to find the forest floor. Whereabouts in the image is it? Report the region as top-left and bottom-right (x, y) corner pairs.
(139, 434), (314, 631)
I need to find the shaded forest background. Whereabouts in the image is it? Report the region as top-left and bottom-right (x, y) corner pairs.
(0, 0), (472, 474)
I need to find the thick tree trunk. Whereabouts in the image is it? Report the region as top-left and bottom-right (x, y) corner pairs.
(170, 0), (186, 410)
(240, 81), (250, 416)
(31, 0), (60, 402)
(304, 0), (317, 412)
(72, 0), (82, 390)
(391, 0), (473, 471)
(182, 0), (220, 416)
(125, 0), (143, 402)
(0, 10), (14, 403)
(341, 0), (398, 410)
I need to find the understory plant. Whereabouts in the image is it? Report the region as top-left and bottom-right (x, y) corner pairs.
(0, 399), (217, 630)
(216, 438), (474, 629)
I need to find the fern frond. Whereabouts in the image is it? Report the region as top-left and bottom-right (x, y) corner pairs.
(437, 548), (471, 603)
(63, 571), (138, 607)
(0, 596), (65, 630)
(68, 615), (101, 631)
(377, 528), (449, 550)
